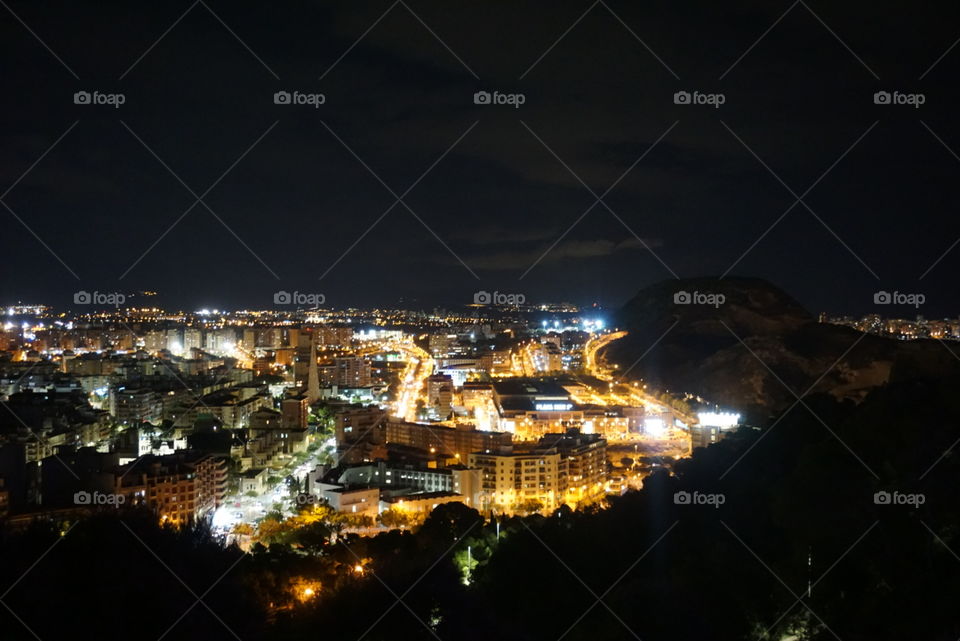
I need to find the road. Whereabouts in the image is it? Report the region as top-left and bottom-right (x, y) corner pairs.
(583, 330), (698, 426)
(211, 437), (335, 536)
(384, 339), (434, 422)
(583, 330), (627, 382)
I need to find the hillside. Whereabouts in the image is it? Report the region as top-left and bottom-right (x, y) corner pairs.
(606, 277), (959, 422)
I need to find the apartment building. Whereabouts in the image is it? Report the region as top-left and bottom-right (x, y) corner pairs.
(469, 431), (607, 514)
(116, 452), (228, 526)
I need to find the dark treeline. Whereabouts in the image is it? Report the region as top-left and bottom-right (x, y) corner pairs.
(2, 374), (958, 640)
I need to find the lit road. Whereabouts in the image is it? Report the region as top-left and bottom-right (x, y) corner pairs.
(582, 330), (698, 427)
(211, 437), (336, 537)
(584, 330), (627, 381)
(384, 339), (434, 422)
(510, 341), (537, 377)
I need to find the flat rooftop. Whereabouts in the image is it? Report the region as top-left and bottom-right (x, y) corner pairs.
(492, 380), (572, 398)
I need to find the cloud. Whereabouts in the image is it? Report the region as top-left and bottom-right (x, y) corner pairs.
(468, 236), (661, 270)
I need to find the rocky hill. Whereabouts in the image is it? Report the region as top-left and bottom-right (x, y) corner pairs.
(605, 277), (958, 422)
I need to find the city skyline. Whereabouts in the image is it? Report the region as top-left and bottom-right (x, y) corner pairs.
(2, 3), (960, 640)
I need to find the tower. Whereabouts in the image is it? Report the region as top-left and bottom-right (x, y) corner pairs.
(307, 334), (320, 404)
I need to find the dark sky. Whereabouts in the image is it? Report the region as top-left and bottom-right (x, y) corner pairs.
(2, 0), (959, 315)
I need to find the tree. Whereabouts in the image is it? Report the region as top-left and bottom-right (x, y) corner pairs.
(418, 502), (482, 546)
(513, 499), (545, 516)
(256, 515), (289, 544)
(378, 507), (413, 530)
(288, 522), (333, 552)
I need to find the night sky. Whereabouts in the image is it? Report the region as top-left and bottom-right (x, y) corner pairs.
(2, 1), (959, 315)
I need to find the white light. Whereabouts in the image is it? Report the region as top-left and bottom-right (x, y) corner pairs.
(697, 412), (740, 428)
(535, 402), (573, 411)
(644, 417), (666, 437)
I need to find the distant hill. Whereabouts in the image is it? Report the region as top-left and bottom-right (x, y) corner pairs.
(605, 277), (960, 422)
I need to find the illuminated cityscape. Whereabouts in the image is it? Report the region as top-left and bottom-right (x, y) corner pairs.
(819, 312), (960, 340)
(3, 2), (960, 639)
(0, 303), (721, 526)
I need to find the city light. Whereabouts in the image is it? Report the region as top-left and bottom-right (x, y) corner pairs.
(697, 412), (741, 428)
(644, 417), (666, 437)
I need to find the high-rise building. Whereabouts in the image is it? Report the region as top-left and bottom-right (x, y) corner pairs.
(328, 357), (371, 387)
(257, 328), (282, 349)
(204, 328), (236, 355)
(110, 388), (162, 426)
(307, 338), (320, 403)
(428, 333), (458, 356)
(282, 394), (309, 429)
(143, 330), (166, 353)
(318, 326), (353, 348)
(469, 431), (606, 514)
(183, 328), (203, 354)
(241, 329), (256, 351)
(248, 407), (310, 457)
(383, 421), (510, 462)
(427, 374), (454, 418)
(334, 406), (388, 446)
(538, 431), (606, 504)
(469, 449), (563, 513)
(116, 453), (228, 526)
(165, 328), (181, 354)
